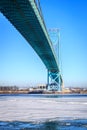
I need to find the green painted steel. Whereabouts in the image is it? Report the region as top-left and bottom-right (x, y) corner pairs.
(0, 0), (63, 88)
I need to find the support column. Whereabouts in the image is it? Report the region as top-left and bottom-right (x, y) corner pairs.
(47, 70), (61, 91)
(47, 69), (49, 89)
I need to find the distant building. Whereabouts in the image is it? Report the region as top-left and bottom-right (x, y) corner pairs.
(48, 83), (60, 91)
(37, 84), (47, 90)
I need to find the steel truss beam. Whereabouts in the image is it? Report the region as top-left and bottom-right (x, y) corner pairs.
(47, 70), (62, 91)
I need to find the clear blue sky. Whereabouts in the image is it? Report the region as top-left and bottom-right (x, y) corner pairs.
(0, 0), (87, 87)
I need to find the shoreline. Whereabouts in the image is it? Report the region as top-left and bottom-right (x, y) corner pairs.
(0, 89), (87, 94)
(0, 86), (87, 94)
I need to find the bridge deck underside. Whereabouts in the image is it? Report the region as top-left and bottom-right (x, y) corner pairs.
(0, 0), (63, 84)
(0, 0), (59, 72)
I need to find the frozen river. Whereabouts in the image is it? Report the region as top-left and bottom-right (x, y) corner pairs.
(0, 94), (87, 129)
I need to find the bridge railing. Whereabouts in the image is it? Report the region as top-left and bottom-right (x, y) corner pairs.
(32, 0), (59, 66)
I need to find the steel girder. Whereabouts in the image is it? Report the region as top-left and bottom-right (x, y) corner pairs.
(47, 70), (62, 91)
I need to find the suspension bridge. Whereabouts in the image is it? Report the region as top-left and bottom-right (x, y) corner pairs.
(0, 0), (63, 91)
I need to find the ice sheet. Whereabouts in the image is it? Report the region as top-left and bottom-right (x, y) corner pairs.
(0, 95), (87, 122)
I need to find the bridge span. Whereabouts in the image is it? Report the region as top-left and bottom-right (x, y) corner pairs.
(0, 0), (63, 91)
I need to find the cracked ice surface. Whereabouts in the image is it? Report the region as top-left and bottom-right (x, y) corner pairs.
(0, 95), (87, 122)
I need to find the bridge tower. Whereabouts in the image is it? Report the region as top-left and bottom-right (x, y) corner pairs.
(47, 28), (62, 91)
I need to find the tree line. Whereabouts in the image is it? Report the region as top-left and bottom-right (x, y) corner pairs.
(0, 86), (19, 91)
